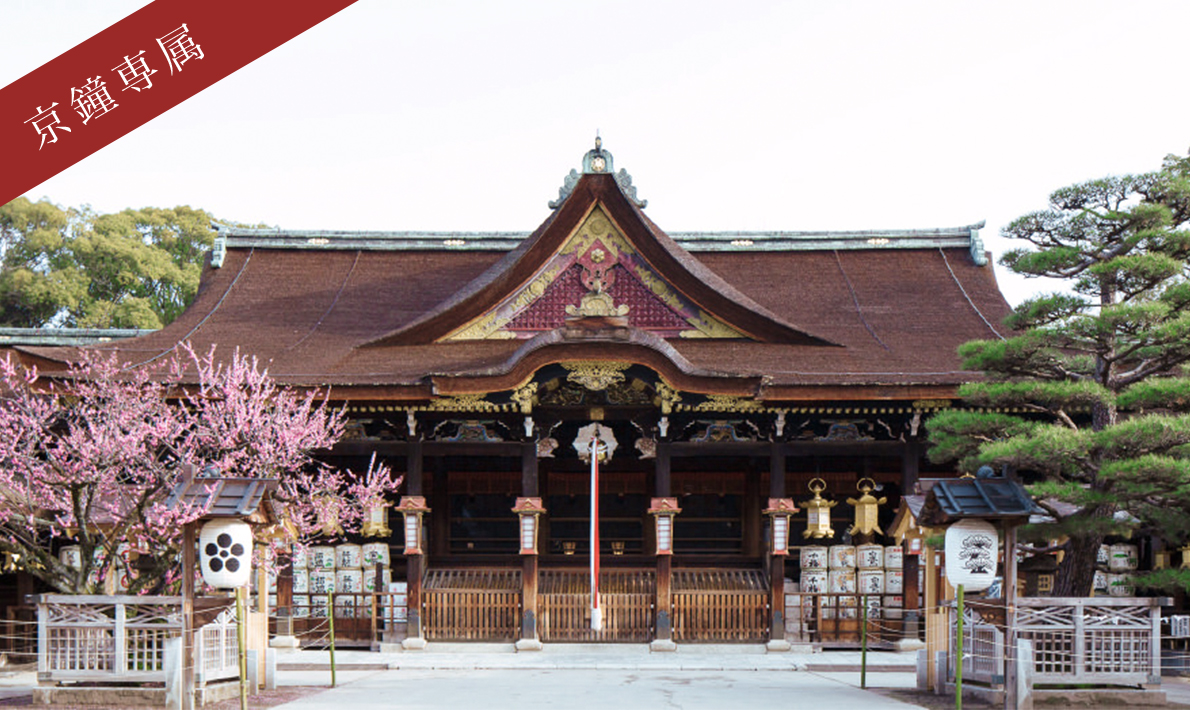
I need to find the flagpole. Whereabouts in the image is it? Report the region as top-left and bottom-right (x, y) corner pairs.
(590, 435), (602, 631)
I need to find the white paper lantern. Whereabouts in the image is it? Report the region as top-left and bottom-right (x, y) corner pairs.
(199, 519), (252, 588)
(944, 519), (998, 592)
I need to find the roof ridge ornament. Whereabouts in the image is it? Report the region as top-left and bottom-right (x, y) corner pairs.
(549, 136), (647, 209)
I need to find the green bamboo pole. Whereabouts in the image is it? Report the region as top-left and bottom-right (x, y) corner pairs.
(328, 593), (337, 688)
(860, 594), (868, 689)
(236, 587), (248, 710)
(955, 584), (964, 710)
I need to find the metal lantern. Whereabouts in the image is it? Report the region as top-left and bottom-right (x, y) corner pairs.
(764, 498), (799, 555)
(360, 501), (391, 538)
(800, 478), (837, 539)
(846, 478), (887, 536)
(199, 519), (253, 588)
(648, 497), (681, 555)
(512, 497), (546, 555)
(396, 496), (430, 556)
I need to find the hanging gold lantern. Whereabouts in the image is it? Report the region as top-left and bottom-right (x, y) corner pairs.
(846, 477), (887, 536)
(800, 478), (837, 539)
(360, 500), (392, 538)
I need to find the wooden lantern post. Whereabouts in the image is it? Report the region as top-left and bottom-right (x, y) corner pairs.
(764, 497), (799, 650)
(648, 497), (681, 650)
(513, 497), (546, 650)
(396, 496), (430, 649)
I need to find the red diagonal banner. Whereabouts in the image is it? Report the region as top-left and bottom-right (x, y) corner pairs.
(0, 0), (360, 208)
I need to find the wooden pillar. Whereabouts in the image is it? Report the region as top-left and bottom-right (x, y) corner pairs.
(743, 461), (761, 557)
(181, 522), (196, 710)
(404, 440), (426, 648)
(653, 443), (674, 649)
(769, 443), (786, 645)
(1003, 523), (1020, 710)
(518, 443), (542, 649)
(901, 439), (920, 494)
(903, 539), (921, 637)
(430, 460), (448, 558)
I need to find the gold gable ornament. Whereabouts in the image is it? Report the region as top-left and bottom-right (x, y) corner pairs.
(846, 477), (887, 536)
(800, 478), (837, 539)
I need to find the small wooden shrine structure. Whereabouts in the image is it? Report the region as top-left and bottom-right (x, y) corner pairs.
(8, 140), (1015, 647)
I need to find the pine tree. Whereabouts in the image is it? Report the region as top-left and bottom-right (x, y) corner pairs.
(927, 151), (1190, 596)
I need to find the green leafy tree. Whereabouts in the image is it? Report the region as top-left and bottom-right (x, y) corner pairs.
(0, 198), (219, 329)
(928, 151), (1190, 596)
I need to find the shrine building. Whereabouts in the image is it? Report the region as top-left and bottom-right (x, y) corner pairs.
(12, 141), (1013, 648)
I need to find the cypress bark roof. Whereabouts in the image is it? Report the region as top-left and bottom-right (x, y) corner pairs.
(15, 171), (1012, 402)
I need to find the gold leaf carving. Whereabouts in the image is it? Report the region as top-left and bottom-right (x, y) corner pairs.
(687, 395), (765, 413)
(562, 361), (631, 391)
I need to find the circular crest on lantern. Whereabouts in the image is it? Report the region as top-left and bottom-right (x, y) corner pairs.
(944, 518), (998, 591)
(199, 519), (252, 588)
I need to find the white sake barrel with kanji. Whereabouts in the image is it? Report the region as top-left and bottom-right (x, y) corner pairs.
(59, 545), (82, 570)
(1107, 573), (1134, 597)
(309, 546), (335, 570)
(1109, 544), (1139, 571)
(291, 545), (309, 569)
(800, 546), (829, 570)
(828, 569), (856, 594)
(884, 569), (904, 593)
(857, 569), (885, 596)
(292, 569), (309, 594)
(291, 595), (310, 618)
(336, 544), (362, 570)
(884, 595), (904, 619)
(362, 542), (390, 567)
(829, 545), (856, 569)
(857, 544), (883, 569)
(884, 546), (903, 569)
(309, 569), (336, 594)
(800, 570), (828, 595)
(310, 595), (330, 617)
(336, 568), (362, 594)
(363, 566), (391, 593)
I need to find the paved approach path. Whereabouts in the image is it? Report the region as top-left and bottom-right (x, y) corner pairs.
(269, 644), (925, 709)
(271, 667), (923, 710)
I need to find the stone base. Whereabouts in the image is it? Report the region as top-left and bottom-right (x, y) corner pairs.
(893, 639), (925, 653)
(269, 635), (301, 651)
(34, 680), (242, 707)
(402, 637), (428, 650)
(649, 639), (678, 653)
(515, 639), (544, 652)
(766, 639), (792, 652)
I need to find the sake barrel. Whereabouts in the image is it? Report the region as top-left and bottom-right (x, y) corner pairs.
(291, 545), (309, 569)
(884, 595), (904, 619)
(884, 546), (903, 569)
(292, 569), (309, 594)
(1096, 544), (1111, 569)
(309, 546), (335, 570)
(829, 545), (856, 569)
(309, 569), (336, 594)
(363, 566), (392, 593)
(800, 546), (829, 570)
(837, 594), (858, 607)
(838, 606), (858, 619)
(1092, 569), (1109, 595)
(1109, 543), (1139, 572)
(857, 569), (885, 595)
(884, 569), (904, 594)
(864, 595), (882, 619)
(291, 595), (310, 618)
(362, 542), (391, 567)
(336, 544), (362, 569)
(267, 594), (277, 609)
(828, 568), (856, 594)
(336, 568), (363, 594)
(310, 595), (330, 617)
(857, 544), (884, 569)
(1108, 573), (1134, 597)
(334, 594), (356, 619)
(59, 545), (82, 570)
(800, 570), (828, 595)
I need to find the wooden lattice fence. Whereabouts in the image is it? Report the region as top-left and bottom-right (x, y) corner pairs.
(423, 569), (521, 641)
(539, 569), (654, 642)
(672, 569), (768, 642)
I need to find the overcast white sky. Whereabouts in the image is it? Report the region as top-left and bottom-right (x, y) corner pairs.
(5, 1), (1189, 305)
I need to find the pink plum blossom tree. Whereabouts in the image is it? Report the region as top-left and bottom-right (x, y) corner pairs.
(0, 345), (399, 594)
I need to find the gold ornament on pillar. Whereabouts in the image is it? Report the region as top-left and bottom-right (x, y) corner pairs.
(800, 478), (837, 539)
(846, 477), (887, 536)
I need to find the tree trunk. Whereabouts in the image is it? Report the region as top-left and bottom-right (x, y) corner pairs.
(1053, 532), (1101, 597)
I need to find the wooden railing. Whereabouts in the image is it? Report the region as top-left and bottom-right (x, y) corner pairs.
(786, 593), (904, 647)
(423, 569), (521, 641)
(948, 597), (1167, 689)
(672, 569), (768, 642)
(36, 595), (239, 686)
(540, 569), (654, 642)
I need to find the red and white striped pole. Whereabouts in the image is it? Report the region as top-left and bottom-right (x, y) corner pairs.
(590, 435), (602, 631)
